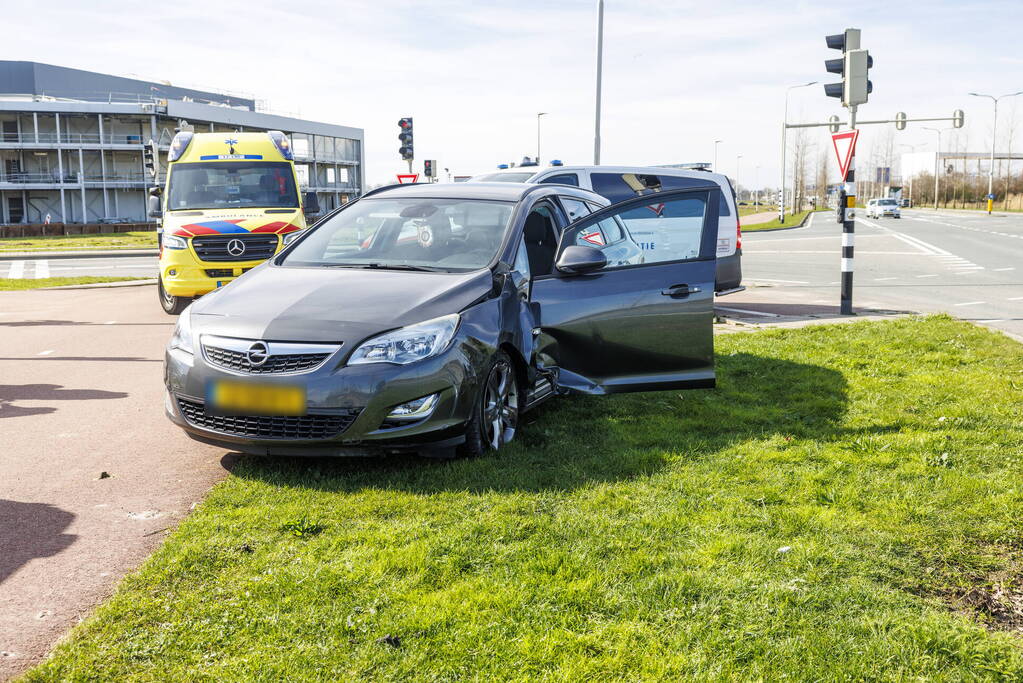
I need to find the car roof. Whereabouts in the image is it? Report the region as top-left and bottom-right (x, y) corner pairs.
(362, 181), (609, 205)
(474, 164), (733, 186)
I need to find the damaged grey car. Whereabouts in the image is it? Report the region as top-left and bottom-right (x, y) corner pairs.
(164, 181), (720, 457)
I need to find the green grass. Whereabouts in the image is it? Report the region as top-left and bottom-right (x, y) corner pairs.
(0, 276), (147, 291)
(742, 209), (817, 231)
(0, 231), (157, 251)
(23, 316), (1023, 681)
(737, 204), (778, 217)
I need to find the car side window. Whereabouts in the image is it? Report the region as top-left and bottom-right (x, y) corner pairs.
(590, 172), (732, 217)
(539, 173), (579, 186)
(559, 197), (591, 222)
(513, 234), (531, 279)
(564, 193), (709, 270)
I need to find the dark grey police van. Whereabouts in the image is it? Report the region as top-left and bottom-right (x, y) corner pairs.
(164, 181), (720, 457)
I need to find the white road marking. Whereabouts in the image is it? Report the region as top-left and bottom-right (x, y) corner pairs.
(104, 320), (117, 325)
(954, 301), (986, 307)
(977, 319), (1005, 323)
(33, 259), (50, 279)
(1008, 296), (1023, 301)
(993, 267), (1015, 272)
(916, 274), (939, 278)
(8, 260), (25, 278)
(716, 307), (781, 318)
(874, 277), (897, 281)
(749, 278), (810, 284)
(37, 349), (54, 355)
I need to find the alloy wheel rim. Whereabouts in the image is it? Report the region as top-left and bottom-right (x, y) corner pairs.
(482, 361), (517, 450)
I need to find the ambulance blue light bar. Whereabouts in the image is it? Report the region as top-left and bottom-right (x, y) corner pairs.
(549, 159), (563, 166)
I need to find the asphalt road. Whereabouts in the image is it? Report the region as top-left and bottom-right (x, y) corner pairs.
(0, 286), (228, 679)
(0, 256), (157, 280)
(729, 209), (1023, 338)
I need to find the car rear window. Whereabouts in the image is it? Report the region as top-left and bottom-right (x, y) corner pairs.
(590, 172), (731, 217)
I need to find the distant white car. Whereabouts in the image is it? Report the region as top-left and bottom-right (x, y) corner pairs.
(867, 198), (901, 219)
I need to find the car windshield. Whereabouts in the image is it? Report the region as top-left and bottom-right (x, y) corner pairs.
(281, 197), (514, 272)
(472, 172), (535, 182)
(166, 161), (298, 210)
(878, 199), (897, 206)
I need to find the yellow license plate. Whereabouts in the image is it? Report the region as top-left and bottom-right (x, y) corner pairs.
(206, 380), (306, 416)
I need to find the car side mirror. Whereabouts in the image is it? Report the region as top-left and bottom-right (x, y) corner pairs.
(556, 245), (607, 276)
(303, 191), (320, 216)
(147, 192), (162, 219)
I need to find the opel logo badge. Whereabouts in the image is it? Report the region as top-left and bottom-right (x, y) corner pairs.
(227, 239), (246, 257)
(246, 341), (269, 367)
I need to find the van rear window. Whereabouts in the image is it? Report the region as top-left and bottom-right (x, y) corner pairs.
(590, 173), (731, 217)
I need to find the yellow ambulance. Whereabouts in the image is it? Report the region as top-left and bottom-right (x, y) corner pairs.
(151, 130), (318, 314)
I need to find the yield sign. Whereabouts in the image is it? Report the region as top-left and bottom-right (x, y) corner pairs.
(396, 173), (419, 184)
(831, 129), (860, 180)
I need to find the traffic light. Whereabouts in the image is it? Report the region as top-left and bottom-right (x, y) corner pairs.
(824, 28), (872, 107)
(143, 139), (158, 178)
(423, 159), (436, 178)
(398, 117), (414, 161)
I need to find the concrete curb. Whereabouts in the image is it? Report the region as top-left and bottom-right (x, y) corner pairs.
(0, 248), (158, 261)
(37, 279), (157, 290)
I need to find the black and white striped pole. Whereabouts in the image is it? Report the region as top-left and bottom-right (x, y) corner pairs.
(840, 107), (857, 315)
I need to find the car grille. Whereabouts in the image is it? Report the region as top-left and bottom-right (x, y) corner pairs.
(204, 345), (332, 374)
(176, 397), (359, 440)
(192, 234), (278, 262)
(205, 268), (234, 278)
(200, 336), (341, 375)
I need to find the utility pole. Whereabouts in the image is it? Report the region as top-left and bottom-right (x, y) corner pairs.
(969, 91), (1023, 214)
(735, 154), (742, 203)
(780, 81), (818, 223)
(536, 112), (547, 164)
(593, 0), (604, 165)
(923, 127), (952, 210)
(841, 105), (857, 315)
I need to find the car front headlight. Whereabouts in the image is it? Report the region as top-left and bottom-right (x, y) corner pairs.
(282, 230), (303, 246)
(348, 314), (459, 365)
(169, 305), (194, 355)
(163, 234), (187, 250)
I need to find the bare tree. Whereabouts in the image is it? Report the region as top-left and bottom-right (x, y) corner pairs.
(1003, 99), (1018, 211)
(816, 144), (830, 208)
(790, 127), (810, 212)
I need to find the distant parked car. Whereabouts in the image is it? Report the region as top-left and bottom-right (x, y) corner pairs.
(900, 199), (911, 208)
(866, 198), (901, 219)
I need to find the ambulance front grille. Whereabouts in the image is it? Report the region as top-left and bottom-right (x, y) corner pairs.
(192, 234), (278, 262)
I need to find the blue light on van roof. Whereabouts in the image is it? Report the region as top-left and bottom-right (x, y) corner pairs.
(497, 164), (509, 169)
(549, 159), (563, 166)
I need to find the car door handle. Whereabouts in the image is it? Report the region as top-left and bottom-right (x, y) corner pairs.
(661, 284), (700, 298)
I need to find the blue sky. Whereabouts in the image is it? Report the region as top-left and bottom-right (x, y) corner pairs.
(7, 0), (1022, 187)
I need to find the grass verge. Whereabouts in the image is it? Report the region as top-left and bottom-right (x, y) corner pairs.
(0, 231), (157, 252)
(24, 316), (1023, 680)
(742, 209), (818, 231)
(0, 277), (145, 291)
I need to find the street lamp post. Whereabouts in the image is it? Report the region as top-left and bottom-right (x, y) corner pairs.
(593, 0), (604, 165)
(923, 127), (953, 211)
(713, 139), (722, 173)
(898, 143), (925, 207)
(736, 154), (743, 203)
(755, 165), (761, 208)
(537, 112), (547, 164)
(780, 81), (818, 223)
(969, 91), (1023, 214)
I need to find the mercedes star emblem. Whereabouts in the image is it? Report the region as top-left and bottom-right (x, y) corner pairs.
(226, 239), (246, 257)
(246, 341), (269, 367)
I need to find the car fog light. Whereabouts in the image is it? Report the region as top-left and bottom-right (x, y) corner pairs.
(386, 393), (439, 421)
(168, 269), (177, 276)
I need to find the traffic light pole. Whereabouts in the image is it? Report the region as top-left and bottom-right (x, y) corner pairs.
(840, 105), (857, 316)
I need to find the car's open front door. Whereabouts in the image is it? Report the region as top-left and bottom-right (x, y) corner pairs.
(530, 185), (719, 394)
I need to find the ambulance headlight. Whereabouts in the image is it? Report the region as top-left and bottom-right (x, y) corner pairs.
(167, 132), (194, 162)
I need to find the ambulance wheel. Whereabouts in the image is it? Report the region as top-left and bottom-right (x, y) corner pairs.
(159, 278), (191, 315)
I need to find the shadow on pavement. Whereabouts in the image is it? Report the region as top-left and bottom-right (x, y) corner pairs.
(225, 352), (849, 495)
(0, 384), (129, 420)
(0, 500), (77, 585)
(716, 302), (914, 324)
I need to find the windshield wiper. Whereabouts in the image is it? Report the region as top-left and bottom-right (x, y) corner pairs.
(320, 262), (444, 272)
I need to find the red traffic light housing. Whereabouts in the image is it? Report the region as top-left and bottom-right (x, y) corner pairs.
(397, 117), (414, 161)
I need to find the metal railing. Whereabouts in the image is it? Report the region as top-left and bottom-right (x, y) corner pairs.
(0, 171), (150, 185)
(0, 132), (145, 145)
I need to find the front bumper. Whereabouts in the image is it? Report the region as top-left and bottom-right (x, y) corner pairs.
(160, 244), (281, 298)
(164, 337), (483, 456)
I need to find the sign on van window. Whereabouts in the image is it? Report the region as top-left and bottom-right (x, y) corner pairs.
(619, 196), (707, 264)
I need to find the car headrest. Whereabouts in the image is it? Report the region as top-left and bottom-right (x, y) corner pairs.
(523, 212), (550, 242)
